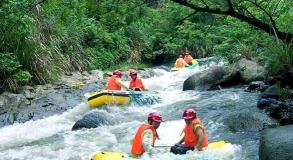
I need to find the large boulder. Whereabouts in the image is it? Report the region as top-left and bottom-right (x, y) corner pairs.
(266, 100), (293, 125)
(261, 84), (282, 99)
(260, 125), (293, 160)
(196, 56), (218, 66)
(15, 88), (85, 122)
(236, 58), (267, 83)
(72, 110), (116, 130)
(183, 66), (241, 91)
(0, 80), (104, 127)
(258, 97), (293, 125)
(224, 112), (279, 132)
(0, 93), (27, 127)
(122, 68), (158, 81)
(257, 98), (278, 109)
(245, 81), (269, 92)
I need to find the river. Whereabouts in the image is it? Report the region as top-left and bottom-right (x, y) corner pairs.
(0, 66), (260, 160)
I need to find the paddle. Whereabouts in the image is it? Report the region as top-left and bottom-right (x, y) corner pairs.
(155, 141), (230, 149)
(154, 145), (172, 148)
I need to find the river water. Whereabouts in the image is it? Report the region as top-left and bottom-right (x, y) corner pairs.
(0, 66), (260, 160)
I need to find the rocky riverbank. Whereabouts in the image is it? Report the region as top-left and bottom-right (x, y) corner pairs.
(0, 68), (161, 127)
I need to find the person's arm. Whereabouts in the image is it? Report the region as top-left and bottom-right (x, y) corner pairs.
(177, 137), (184, 144)
(174, 60), (178, 67)
(183, 60), (190, 67)
(115, 78), (129, 90)
(194, 125), (204, 151)
(105, 81), (109, 90)
(190, 56), (194, 60)
(141, 80), (148, 91)
(142, 129), (158, 154)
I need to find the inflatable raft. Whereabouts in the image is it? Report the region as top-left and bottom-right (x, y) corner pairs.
(91, 141), (233, 160)
(87, 90), (141, 107)
(171, 59), (199, 72)
(87, 90), (160, 107)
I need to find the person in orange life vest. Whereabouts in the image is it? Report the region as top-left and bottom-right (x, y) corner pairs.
(184, 52), (194, 65)
(105, 70), (129, 90)
(129, 70), (147, 91)
(175, 55), (190, 68)
(171, 108), (208, 154)
(131, 112), (163, 157)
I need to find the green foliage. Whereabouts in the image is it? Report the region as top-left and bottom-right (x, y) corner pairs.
(86, 48), (115, 70)
(0, 53), (31, 90)
(279, 87), (292, 101)
(107, 62), (154, 72)
(13, 71), (32, 84)
(0, 53), (21, 76)
(261, 42), (293, 75)
(1, 0), (292, 91)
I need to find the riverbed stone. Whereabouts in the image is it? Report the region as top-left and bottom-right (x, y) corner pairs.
(72, 110), (116, 130)
(266, 101), (293, 125)
(183, 66), (241, 91)
(90, 70), (104, 79)
(236, 59), (267, 83)
(260, 124), (293, 160)
(138, 68), (157, 79)
(261, 84), (281, 99)
(224, 112), (279, 132)
(257, 98), (278, 109)
(245, 81), (269, 92)
(153, 65), (170, 71)
(0, 113), (14, 127)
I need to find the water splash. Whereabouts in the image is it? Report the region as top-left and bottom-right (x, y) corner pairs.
(0, 65), (259, 160)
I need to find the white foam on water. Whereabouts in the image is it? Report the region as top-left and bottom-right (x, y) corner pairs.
(0, 103), (90, 150)
(0, 63), (249, 160)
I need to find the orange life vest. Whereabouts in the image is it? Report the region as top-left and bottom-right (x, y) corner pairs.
(131, 124), (158, 156)
(184, 55), (193, 64)
(175, 58), (184, 68)
(183, 118), (208, 148)
(106, 75), (121, 90)
(129, 78), (145, 91)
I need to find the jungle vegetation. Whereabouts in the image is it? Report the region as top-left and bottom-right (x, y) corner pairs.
(1, 0), (292, 90)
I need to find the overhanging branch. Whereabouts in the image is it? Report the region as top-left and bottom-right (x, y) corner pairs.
(176, 10), (198, 25)
(171, 0), (292, 43)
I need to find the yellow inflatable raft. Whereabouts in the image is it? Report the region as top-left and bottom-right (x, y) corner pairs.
(91, 141), (232, 160)
(87, 90), (140, 107)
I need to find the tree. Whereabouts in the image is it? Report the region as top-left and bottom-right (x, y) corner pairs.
(171, 0), (293, 43)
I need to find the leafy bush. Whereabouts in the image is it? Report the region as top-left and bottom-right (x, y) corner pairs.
(261, 42), (293, 76)
(280, 87), (292, 101)
(13, 71), (32, 84)
(0, 53), (31, 90)
(0, 53), (21, 76)
(86, 48), (115, 70)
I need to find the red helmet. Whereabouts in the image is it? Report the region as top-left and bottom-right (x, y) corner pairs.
(182, 108), (196, 119)
(185, 52), (190, 55)
(179, 55), (183, 58)
(148, 112), (163, 123)
(113, 70), (122, 78)
(129, 70), (138, 76)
